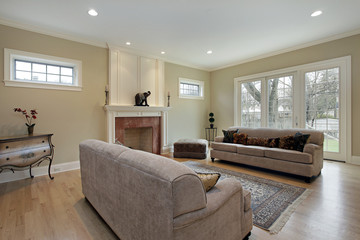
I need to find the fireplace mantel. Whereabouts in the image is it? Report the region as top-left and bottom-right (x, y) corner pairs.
(104, 105), (172, 153)
(105, 105), (171, 114)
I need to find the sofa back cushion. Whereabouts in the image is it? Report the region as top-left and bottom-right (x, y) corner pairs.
(227, 127), (324, 146)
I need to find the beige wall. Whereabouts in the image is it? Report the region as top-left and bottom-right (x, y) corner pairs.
(210, 34), (360, 156)
(165, 63), (210, 145)
(0, 24), (108, 165)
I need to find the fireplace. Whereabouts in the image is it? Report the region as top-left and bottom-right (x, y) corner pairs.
(115, 117), (161, 154)
(105, 105), (171, 154)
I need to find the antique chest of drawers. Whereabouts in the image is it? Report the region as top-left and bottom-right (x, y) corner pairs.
(0, 134), (54, 179)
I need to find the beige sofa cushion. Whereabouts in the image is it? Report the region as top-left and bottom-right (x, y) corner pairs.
(237, 145), (266, 157)
(211, 142), (237, 153)
(264, 148), (312, 164)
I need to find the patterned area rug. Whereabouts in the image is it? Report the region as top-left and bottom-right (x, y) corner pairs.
(183, 161), (312, 234)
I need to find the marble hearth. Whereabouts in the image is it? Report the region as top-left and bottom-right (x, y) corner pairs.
(104, 105), (171, 154)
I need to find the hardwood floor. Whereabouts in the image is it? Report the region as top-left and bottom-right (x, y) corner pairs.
(1, 156), (360, 240)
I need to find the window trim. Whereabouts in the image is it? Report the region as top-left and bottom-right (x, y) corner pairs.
(4, 48), (82, 91)
(178, 77), (204, 100)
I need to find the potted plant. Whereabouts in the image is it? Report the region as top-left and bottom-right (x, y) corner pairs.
(14, 108), (38, 135)
(209, 112), (215, 128)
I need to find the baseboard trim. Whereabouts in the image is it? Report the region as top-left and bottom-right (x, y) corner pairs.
(0, 160), (80, 184)
(350, 156), (360, 165)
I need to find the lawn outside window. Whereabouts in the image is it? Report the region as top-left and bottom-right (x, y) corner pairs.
(4, 48), (82, 91)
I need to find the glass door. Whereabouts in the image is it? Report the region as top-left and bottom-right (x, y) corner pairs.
(304, 67), (345, 160)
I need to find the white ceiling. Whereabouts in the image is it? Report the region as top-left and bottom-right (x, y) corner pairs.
(1, 0), (360, 71)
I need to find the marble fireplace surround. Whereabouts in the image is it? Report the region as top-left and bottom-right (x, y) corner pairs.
(104, 105), (171, 154)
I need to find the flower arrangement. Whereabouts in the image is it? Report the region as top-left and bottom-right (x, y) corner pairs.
(14, 108), (38, 127)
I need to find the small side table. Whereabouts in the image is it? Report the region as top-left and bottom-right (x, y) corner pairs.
(205, 127), (217, 142)
(0, 134), (54, 179)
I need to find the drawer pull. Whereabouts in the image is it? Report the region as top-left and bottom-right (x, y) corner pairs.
(42, 141), (45, 143)
(6, 146), (9, 149)
(6, 157), (10, 160)
(44, 150), (46, 152)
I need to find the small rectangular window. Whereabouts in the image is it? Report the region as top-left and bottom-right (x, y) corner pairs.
(4, 48), (82, 91)
(179, 78), (204, 100)
(14, 60), (74, 85)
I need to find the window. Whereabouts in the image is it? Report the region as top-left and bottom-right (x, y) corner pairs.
(240, 80), (262, 128)
(179, 78), (204, 99)
(4, 48), (82, 91)
(235, 56), (351, 162)
(267, 75), (293, 129)
(238, 74), (293, 129)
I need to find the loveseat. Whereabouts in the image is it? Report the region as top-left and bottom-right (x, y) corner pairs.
(79, 139), (253, 240)
(211, 127), (324, 182)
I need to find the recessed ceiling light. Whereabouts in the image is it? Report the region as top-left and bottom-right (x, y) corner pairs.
(311, 10), (322, 17)
(88, 9), (98, 16)
(207, 50), (213, 54)
(161, 51), (166, 55)
(126, 42), (131, 45)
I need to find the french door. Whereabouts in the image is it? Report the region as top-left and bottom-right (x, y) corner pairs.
(235, 57), (351, 161)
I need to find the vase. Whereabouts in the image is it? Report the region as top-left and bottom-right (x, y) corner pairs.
(26, 124), (35, 135)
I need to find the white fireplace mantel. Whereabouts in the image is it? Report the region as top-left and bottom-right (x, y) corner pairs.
(104, 105), (172, 153)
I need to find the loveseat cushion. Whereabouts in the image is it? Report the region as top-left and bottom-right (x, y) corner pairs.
(237, 145), (265, 157)
(264, 148), (312, 164)
(211, 142), (237, 153)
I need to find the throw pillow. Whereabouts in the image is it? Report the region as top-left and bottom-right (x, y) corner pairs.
(233, 133), (248, 144)
(279, 135), (295, 150)
(222, 129), (238, 143)
(247, 137), (268, 146)
(196, 172), (221, 192)
(294, 132), (311, 152)
(267, 137), (280, 148)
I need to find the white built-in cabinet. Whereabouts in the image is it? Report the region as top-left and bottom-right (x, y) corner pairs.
(109, 48), (165, 107)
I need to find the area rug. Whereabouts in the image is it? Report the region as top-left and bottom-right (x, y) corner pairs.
(183, 161), (312, 234)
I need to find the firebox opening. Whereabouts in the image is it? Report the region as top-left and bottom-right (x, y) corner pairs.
(124, 127), (153, 153)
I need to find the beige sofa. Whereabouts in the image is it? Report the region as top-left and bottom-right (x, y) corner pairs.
(80, 139), (253, 240)
(211, 127), (324, 182)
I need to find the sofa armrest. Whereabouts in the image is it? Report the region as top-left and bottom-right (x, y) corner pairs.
(303, 143), (324, 175)
(303, 143), (322, 154)
(215, 136), (224, 142)
(173, 178), (243, 228)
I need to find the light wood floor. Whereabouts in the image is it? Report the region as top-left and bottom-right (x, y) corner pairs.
(1, 155), (360, 240)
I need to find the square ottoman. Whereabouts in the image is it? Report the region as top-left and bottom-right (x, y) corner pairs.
(173, 139), (208, 159)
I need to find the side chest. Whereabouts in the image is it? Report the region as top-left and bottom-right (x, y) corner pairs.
(0, 135), (52, 167)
